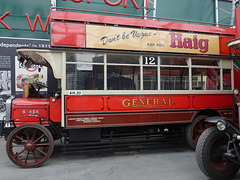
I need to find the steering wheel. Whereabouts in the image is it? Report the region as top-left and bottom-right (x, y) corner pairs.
(32, 82), (47, 92)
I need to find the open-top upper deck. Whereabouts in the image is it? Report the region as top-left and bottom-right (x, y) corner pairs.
(49, 8), (240, 57)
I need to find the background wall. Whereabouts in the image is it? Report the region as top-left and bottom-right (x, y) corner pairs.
(0, 0), (50, 39)
(154, 0), (232, 25)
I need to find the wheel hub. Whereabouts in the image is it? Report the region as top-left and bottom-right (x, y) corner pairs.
(24, 141), (35, 152)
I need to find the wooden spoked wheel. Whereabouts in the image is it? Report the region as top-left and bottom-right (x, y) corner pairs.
(186, 115), (211, 148)
(6, 123), (54, 168)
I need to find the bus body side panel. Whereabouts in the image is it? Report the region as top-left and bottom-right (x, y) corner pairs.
(64, 94), (234, 128)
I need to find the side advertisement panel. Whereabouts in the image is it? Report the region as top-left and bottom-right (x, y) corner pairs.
(86, 25), (220, 55)
(51, 22), (220, 55)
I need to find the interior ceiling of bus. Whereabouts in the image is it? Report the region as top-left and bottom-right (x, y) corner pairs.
(18, 49), (51, 68)
(17, 48), (62, 79)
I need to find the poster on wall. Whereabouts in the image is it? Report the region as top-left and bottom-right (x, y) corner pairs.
(0, 71), (11, 95)
(0, 37), (50, 120)
(15, 57), (48, 91)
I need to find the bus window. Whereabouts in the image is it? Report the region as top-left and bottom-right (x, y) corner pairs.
(107, 54), (140, 90)
(192, 59), (219, 66)
(223, 69), (231, 90)
(107, 54), (140, 64)
(192, 68), (220, 90)
(66, 52), (104, 90)
(160, 57), (188, 65)
(66, 64), (104, 90)
(67, 52), (104, 63)
(107, 66), (140, 90)
(143, 67), (158, 90)
(65, 52), (232, 91)
(160, 67), (189, 90)
(159, 57), (189, 90)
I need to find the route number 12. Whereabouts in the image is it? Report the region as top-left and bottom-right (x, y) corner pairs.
(143, 56), (158, 65)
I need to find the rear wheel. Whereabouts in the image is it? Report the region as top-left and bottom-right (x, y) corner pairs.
(6, 123), (54, 168)
(196, 126), (239, 180)
(186, 115), (211, 149)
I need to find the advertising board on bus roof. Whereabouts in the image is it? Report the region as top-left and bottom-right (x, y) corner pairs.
(86, 24), (220, 55)
(51, 22), (220, 55)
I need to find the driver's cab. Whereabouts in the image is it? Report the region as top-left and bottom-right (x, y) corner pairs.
(23, 83), (40, 98)
(23, 82), (46, 98)
(17, 48), (62, 99)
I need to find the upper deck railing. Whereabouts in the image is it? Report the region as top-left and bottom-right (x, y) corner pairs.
(51, 7), (234, 28)
(50, 7), (236, 36)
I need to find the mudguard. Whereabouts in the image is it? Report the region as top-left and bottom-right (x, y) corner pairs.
(205, 116), (240, 134)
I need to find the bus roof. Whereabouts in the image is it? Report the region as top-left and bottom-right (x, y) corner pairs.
(17, 48), (62, 79)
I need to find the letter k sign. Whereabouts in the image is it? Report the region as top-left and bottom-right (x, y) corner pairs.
(0, 12), (12, 30)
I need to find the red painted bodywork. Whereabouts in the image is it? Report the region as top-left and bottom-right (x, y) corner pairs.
(11, 97), (62, 125)
(11, 98), (50, 125)
(220, 36), (240, 56)
(64, 94), (234, 128)
(10, 93), (235, 128)
(51, 22), (85, 47)
(50, 97), (61, 123)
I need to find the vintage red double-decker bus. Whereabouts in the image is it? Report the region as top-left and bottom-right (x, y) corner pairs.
(2, 7), (240, 168)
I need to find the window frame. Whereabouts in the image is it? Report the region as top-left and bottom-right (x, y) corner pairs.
(64, 51), (233, 95)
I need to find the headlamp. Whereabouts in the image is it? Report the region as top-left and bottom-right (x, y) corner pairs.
(4, 121), (11, 128)
(233, 89), (239, 95)
(217, 120), (226, 131)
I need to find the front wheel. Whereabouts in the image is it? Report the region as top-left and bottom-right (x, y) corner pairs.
(6, 123), (54, 168)
(196, 127), (239, 180)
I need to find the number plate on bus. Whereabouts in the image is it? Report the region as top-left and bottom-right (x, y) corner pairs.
(68, 91), (82, 95)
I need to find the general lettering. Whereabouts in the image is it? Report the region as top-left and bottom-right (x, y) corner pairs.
(122, 98), (175, 108)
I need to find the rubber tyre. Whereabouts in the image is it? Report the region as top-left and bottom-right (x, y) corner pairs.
(196, 126), (239, 180)
(186, 115), (209, 149)
(6, 123), (54, 168)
